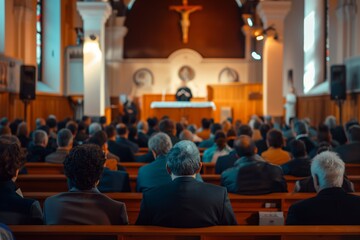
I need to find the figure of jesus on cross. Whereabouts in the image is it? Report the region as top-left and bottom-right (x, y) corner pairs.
(169, 0), (202, 44)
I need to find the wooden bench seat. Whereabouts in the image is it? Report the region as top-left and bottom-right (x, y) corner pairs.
(24, 163), (64, 175)
(9, 225), (360, 240)
(22, 192), (360, 225)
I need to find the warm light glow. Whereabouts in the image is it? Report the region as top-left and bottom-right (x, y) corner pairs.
(256, 35), (264, 41)
(83, 40), (102, 66)
(303, 61), (315, 93)
(251, 51), (261, 60)
(304, 11), (315, 52)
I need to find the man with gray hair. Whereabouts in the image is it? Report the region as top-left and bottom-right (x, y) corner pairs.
(136, 133), (173, 192)
(136, 140), (237, 227)
(286, 151), (360, 225)
(45, 128), (73, 164)
(27, 130), (50, 162)
(88, 122), (102, 137)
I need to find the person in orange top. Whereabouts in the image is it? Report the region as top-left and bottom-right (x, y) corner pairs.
(197, 118), (211, 140)
(261, 129), (291, 165)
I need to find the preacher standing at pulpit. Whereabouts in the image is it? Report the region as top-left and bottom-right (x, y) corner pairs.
(176, 82), (193, 101)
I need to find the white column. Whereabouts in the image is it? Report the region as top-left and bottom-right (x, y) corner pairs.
(77, 2), (112, 117)
(106, 16), (128, 61)
(105, 15), (128, 101)
(257, 1), (291, 118)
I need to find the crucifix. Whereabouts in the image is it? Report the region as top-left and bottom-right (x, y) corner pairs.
(169, 0), (202, 44)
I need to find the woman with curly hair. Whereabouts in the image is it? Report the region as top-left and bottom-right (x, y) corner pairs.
(0, 135), (43, 224)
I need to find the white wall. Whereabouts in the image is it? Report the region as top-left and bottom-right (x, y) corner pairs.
(108, 48), (260, 98)
(283, 0), (304, 96)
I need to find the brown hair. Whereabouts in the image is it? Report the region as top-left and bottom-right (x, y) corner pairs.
(0, 136), (25, 181)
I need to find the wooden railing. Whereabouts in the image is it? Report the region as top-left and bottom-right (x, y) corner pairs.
(9, 225), (360, 240)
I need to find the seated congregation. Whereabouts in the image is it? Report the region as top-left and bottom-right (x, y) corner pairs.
(0, 114), (360, 227)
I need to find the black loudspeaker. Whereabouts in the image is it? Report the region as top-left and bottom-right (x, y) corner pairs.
(20, 65), (36, 100)
(330, 65), (346, 100)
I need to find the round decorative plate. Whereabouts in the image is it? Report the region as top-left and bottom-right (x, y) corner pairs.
(133, 68), (153, 87)
(218, 67), (239, 83)
(178, 65), (195, 82)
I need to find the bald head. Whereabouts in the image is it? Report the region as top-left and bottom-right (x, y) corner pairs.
(234, 135), (257, 157)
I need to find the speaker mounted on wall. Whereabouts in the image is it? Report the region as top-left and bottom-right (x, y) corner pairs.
(20, 65), (36, 100)
(330, 65), (346, 101)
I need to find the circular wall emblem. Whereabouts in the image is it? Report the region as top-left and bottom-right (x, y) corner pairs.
(218, 67), (239, 83)
(133, 68), (154, 87)
(178, 65), (195, 82)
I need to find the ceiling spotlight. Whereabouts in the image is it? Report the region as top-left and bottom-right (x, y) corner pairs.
(256, 35), (264, 41)
(251, 51), (261, 60)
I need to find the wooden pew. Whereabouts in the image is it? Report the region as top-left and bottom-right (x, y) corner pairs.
(24, 163), (64, 174)
(138, 147), (149, 153)
(118, 162), (146, 175)
(10, 225), (360, 240)
(202, 162), (216, 174)
(17, 174), (360, 193)
(25, 192), (360, 225)
(17, 175), (68, 192)
(201, 163), (360, 176)
(346, 164), (360, 175)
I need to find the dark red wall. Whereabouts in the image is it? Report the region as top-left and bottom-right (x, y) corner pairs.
(124, 0), (245, 58)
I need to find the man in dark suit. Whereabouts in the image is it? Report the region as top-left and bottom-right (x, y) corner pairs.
(286, 151), (360, 225)
(136, 140), (237, 227)
(281, 140), (312, 177)
(221, 135), (287, 195)
(45, 128), (73, 164)
(0, 136), (43, 225)
(98, 167), (131, 193)
(335, 125), (360, 164)
(255, 124), (271, 155)
(27, 130), (51, 162)
(158, 119), (179, 146)
(293, 120), (317, 156)
(116, 123), (139, 153)
(215, 124), (253, 174)
(137, 121), (149, 148)
(105, 125), (135, 162)
(136, 133), (173, 192)
(43, 144), (128, 225)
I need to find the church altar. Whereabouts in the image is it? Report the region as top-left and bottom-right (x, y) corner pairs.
(150, 101), (215, 126)
(140, 83), (263, 126)
(150, 101), (216, 109)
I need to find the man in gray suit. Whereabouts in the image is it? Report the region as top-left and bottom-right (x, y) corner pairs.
(45, 128), (73, 164)
(43, 144), (128, 225)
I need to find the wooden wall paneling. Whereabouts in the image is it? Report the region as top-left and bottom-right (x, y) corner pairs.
(207, 83), (263, 123)
(0, 93), (73, 131)
(297, 92), (360, 126)
(0, 92), (10, 118)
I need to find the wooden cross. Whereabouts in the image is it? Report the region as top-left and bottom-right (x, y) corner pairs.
(169, 0), (202, 44)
